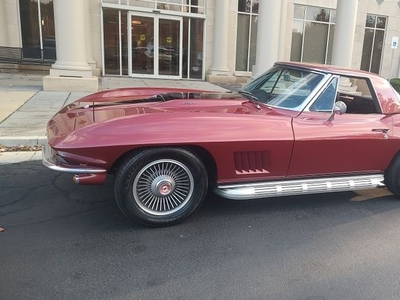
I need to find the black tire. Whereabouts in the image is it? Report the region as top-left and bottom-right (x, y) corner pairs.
(385, 152), (400, 196)
(114, 148), (208, 226)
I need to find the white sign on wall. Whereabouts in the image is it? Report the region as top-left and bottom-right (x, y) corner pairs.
(392, 36), (398, 49)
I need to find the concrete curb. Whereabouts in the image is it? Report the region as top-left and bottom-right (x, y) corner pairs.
(0, 136), (47, 146)
(0, 151), (42, 164)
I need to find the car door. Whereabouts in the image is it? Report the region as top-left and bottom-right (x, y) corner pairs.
(288, 76), (396, 177)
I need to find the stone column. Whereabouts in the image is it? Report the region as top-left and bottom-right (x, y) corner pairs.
(207, 0), (234, 83)
(0, 0), (8, 46)
(44, 0), (98, 92)
(331, 0), (358, 67)
(5, 0), (22, 48)
(252, 0), (281, 78)
(84, 0), (99, 75)
(278, 0), (288, 61)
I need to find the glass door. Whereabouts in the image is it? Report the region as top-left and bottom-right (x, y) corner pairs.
(158, 17), (182, 77)
(128, 13), (155, 76)
(128, 12), (182, 78)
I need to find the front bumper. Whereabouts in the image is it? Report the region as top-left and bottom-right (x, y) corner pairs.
(42, 142), (107, 174)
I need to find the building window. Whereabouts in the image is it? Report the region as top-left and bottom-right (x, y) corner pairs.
(291, 5), (336, 64)
(19, 0), (56, 61)
(360, 14), (387, 74)
(235, 0), (259, 72)
(102, 0), (206, 14)
(183, 17), (204, 79)
(103, 9), (126, 75)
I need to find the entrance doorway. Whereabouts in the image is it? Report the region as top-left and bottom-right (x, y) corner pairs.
(128, 13), (182, 78)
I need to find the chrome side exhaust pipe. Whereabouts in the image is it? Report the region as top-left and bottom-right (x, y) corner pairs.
(73, 173), (107, 185)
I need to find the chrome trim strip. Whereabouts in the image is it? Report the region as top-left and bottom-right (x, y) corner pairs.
(215, 174), (385, 200)
(42, 143), (107, 174)
(303, 75), (339, 112)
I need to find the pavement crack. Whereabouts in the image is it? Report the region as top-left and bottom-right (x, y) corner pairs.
(4, 204), (114, 228)
(0, 182), (55, 208)
(52, 173), (74, 200)
(0, 204), (38, 217)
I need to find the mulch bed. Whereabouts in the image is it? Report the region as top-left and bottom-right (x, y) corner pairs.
(0, 144), (42, 152)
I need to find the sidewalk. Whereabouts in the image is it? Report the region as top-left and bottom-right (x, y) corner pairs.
(0, 73), (244, 152)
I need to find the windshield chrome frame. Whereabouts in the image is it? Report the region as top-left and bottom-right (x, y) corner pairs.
(303, 74), (339, 113)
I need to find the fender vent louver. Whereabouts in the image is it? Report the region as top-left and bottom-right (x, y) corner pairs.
(234, 151), (270, 174)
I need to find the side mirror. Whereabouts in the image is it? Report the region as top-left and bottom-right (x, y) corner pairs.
(334, 101), (347, 115)
(325, 100), (347, 124)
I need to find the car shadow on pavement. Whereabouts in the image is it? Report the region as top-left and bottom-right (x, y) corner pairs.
(199, 185), (399, 230)
(1, 160), (399, 233)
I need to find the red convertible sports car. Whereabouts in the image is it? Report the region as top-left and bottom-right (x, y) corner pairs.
(43, 62), (400, 226)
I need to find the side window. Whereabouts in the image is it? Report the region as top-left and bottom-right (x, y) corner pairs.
(310, 77), (338, 112)
(337, 76), (380, 114)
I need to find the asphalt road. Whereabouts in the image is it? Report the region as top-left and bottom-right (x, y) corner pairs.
(2, 160), (400, 300)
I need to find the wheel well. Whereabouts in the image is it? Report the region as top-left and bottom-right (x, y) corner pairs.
(184, 145), (218, 188)
(384, 150), (400, 196)
(385, 150), (400, 172)
(110, 145), (218, 187)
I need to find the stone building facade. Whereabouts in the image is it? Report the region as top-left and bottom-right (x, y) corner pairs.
(0, 0), (399, 91)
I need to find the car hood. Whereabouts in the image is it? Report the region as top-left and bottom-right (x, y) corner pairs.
(76, 87), (212, 103)
(47, 87), (295, 147)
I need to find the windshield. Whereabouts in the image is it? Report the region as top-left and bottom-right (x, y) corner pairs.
(242, 66), (325, 110)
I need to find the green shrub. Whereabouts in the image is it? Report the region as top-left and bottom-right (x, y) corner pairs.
(390, 78), (400, 93)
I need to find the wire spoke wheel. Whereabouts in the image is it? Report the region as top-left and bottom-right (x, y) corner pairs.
(115, 148), (208, 226)
(133, 159), (194, 216)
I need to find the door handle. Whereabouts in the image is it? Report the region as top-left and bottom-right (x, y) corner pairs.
(372, 128), (390, 139)
(371, 129), (390, 133)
